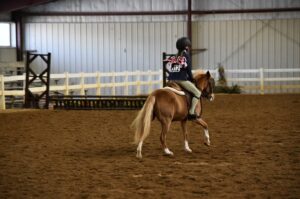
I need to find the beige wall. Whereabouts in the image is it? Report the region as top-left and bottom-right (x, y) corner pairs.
(0, 48), (16, 62)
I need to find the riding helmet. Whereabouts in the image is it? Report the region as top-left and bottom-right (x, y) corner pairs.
(176, 37), (191, 51)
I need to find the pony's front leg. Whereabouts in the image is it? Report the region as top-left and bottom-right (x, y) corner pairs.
(195, 118), (210, 146)
(181, 121), (192, 153)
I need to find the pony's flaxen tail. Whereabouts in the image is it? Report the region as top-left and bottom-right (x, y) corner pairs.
(131, 95), (156, 144)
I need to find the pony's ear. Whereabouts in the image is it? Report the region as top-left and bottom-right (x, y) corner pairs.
(206, 71), (211, 78)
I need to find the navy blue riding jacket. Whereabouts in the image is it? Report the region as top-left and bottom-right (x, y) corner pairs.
(167, 50), (193, 82)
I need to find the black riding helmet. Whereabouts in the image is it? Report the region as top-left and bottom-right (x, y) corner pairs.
(176, 37), (191, 52)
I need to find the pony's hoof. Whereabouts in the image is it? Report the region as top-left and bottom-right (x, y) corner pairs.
(185, 148), (193, 153)
(164, 152), (174, 156)
(164, 148), (174, 156)
(136, 151), (142, 159)
(204, 141), (210, 146)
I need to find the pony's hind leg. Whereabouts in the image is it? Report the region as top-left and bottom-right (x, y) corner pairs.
(160, 119), (173, 156)
(136, 141), (143, 158)
(181, 121), (192, 153)
(196, 118), (211, 146)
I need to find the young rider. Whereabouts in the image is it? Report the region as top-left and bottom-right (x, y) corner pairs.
(167, 37), (201, 120)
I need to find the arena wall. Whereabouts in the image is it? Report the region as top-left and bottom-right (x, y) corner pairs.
(20, 0), (300, 93)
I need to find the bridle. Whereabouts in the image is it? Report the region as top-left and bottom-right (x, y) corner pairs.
(200, 78), (215, 101)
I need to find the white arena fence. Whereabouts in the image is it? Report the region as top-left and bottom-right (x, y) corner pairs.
(0, 68), (300, 110)
(220, 68), (300, 94)
(0, 70), (162, 110)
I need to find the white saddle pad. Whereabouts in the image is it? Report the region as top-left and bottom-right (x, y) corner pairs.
(162, 87), (185, 96)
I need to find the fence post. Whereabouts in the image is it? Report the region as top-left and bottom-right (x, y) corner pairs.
(0, 75), (5, 110)
(125, 71), (129, 95)
(64, 72), (69, 95)
(112, 72), (116, 96)
(214, 69), (219, 82)
(137, 70), (141, 95)
(148, 70), (152, 94)
(260, 68), (264, 95)
(96, 72), (101, 95)
(80, 72), (85, 95)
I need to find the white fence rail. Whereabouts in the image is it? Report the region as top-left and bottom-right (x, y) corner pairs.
(218, 68), (300, 94)
(0, 68), (300, 110)
(0, 70), (162, 110)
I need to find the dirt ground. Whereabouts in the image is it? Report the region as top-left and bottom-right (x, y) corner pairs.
(0, 94), (299, 199)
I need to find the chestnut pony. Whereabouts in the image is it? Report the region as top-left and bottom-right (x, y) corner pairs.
(132, 70), (215, 158)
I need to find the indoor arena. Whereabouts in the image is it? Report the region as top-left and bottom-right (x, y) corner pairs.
(0, 0), (299, 198)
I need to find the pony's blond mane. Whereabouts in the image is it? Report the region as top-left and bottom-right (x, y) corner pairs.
(193, 70), (205, 79)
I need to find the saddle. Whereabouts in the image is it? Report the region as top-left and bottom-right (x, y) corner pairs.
(164, 81), (193, 110)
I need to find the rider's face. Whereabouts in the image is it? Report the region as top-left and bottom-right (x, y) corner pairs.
(185, 46), (190, 52)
